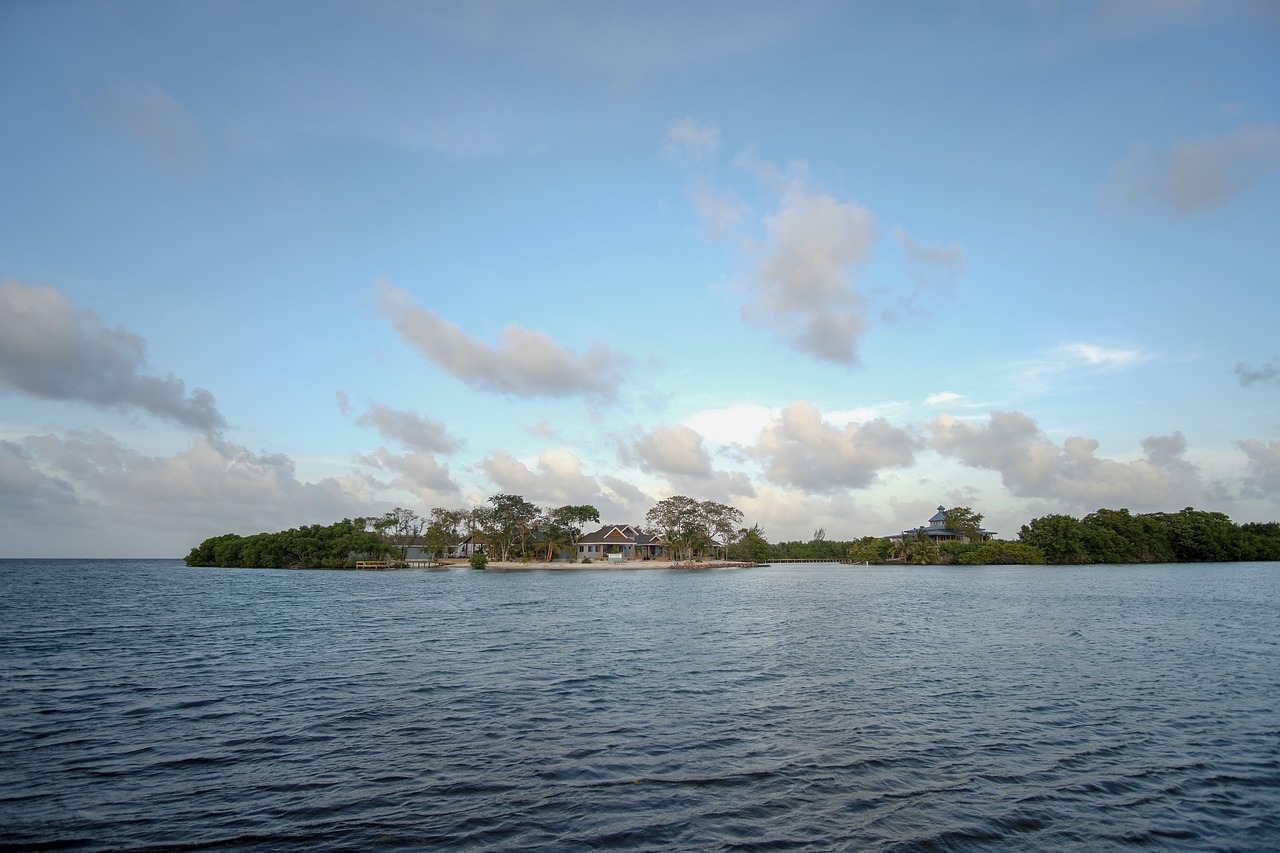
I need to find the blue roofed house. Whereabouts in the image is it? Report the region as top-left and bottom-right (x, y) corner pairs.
(889, 506), (997, 545)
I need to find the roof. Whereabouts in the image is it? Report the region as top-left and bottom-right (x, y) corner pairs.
(577, 524), (662, 545)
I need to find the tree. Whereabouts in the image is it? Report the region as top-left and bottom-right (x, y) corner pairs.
(549, 504), (600, 558)
(730, 524), (772, 563)
(423, 508), (467, 566)
(953, 541), (1045, 565)
(1020, 514), (1090, 564)
(645, 495), (704, 562)
(701, 500), (745, 559)
(897, 528), (939, 565)
(847, 536), (892, 563)
(942, 507), (985, 543)
(378, 507), (425, 566)
(482, 494), (542, 562)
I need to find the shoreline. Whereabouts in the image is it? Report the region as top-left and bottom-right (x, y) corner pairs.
(446, 559), (758, 571)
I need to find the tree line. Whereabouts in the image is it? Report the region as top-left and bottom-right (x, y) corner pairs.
(183, 494), (750, 568)
(184, 500), (1279, 569)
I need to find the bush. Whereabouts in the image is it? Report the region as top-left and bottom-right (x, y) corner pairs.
(581, 557), (592, 564)
(469, 552), (488, 570)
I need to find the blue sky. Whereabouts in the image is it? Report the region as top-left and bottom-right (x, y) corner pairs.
(2, 0), (1279, 557)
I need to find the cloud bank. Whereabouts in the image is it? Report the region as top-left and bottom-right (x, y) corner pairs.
(929, 411), (1203, 509)
(751, 402), (919, 492)
(0, 280), (227, 431)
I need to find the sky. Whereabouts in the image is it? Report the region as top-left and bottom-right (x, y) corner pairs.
(2, 0), (1279, 558)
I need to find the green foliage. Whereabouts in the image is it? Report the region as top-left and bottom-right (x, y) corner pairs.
(729, 524), (772, 563)
(1020, 514), (1091, 563)
(846, 536), (893, 563)
(1240, 522), (1280, 561)
(768, 537), (853, 561)
(550, 504), (601, 557)
(183, 518), (383, 568)
(481, 494), (542, 562)
(896, 528), (940, 564)
(941, 507), (985, 542)
(469, 552), (488, 570)
(423, 508), (466, 565)
(1020, 506), (1278, 564)
(377, 507), (425, 566)
(952, 541), (1046, 565)
(645, 495), (743, 561)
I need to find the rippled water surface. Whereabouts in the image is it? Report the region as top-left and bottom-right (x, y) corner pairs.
(2, 560), (1278, 852)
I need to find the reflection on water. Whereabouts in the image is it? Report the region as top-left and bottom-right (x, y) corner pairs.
(2, 560), (1278, 851)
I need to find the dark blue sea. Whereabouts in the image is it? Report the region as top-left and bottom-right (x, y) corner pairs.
(2, 560), (1277, 852)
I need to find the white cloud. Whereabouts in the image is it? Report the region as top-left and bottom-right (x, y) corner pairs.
(1059, 342), (1146, 369)
(624, 424), (713, 478)
(356, 446), (461, 502)
(926, 391), (964, 407)
(354, 401), (461, 454)
(681, 404), (777, 447)
(1109, 123), (1280, 214)
(929, 411), (1205, 510)
(375, 280), (628, 400)
(0, 280), (226, 431)
(480, 449), (635, 518)
(741, 176), (876, 364)
(2, 431), (387, 555)
(681, 149), (963, 367)
(749, 401), (920, 492)
(1238, 438), (1280, 500)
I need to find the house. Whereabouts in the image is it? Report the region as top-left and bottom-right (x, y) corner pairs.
(889, 505), (996, 545)
(452, 535), (486, 558)
(576, 524), (666, 561)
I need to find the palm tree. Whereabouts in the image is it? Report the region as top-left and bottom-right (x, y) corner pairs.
(541, 524), (571, 562)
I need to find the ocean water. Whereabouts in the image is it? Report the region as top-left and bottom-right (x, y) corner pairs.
(1, 560), (1277, 852)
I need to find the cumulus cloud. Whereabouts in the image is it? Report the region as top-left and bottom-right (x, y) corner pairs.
(356, 447), (461, 502)
(929, 411), (1204, 508)
(354, 401), (461, 454)
(1238, 438), (1280, 499)
(480, 449), (634, 517)
(623, 424), (713, 478)
(749, 401), (920, 492)
(375, 281), (627, 400)
(0, 280), (227, 431)
(664, 117), (721, 163)
(682, 149), (963, 366)
(741, 176), (877, 364)
(11, 431), (382, 542)
(98, 81), (204, 169)
(1235, 361), (1280, 387)
(682, 404), (776, 447)
(1108, 124), (1280, 214)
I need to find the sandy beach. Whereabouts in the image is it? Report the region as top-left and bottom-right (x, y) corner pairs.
(465, 559), (755, 571)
